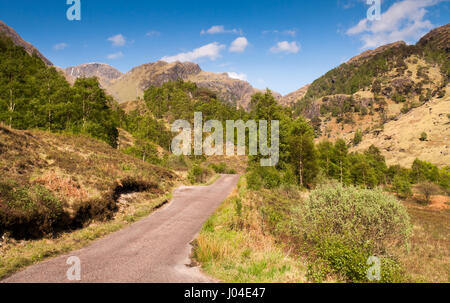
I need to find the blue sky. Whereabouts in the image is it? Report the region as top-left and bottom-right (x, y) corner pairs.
(0, 0), (448, 95)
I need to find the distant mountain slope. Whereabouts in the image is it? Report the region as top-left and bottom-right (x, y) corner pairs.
(284, 23), (450, 167)
(0, 20), (52, 66)
(64, 63), (123, 87)
(279, 84), (310, 107)
(351, 87), (450, 168)
(102, 61), (281, 109)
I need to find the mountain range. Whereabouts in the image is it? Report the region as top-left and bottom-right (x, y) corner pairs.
(0, 19), (448, 167)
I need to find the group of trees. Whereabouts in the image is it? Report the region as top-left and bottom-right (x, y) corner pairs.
(2, 32), (447, 197)
(0, 34), (119, 147)
(245, 90), (449, 196)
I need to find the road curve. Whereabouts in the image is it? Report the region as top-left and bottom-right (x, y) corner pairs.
(2, 174), (240, 283)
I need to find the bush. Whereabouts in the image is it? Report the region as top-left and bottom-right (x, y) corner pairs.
(299, 184), (411, 282)
(419, 132), (428, 142)
(416, 182), (440, 204)
(301, 184), (411, 253)
(246, 167), (282, 190)
(353, 129), (363, 146)
(392, 175), (412, 198)
(209, 162), (236, 174)
(0, 182), (64, 239)
(188, 164), (212, 184)
(246, 170), (263, 190)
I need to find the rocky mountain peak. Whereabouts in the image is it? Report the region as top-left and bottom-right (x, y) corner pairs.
(64, 63), (123, 87)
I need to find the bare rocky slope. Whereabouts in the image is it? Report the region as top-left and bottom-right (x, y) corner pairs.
(64, 63), (123, 88)
(279, 84), (310, 107)
(0, 20), (52, 66)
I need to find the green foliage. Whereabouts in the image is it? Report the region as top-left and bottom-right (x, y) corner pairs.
(438, 166), (450, 191)
(143, 80), (246, 123)
(0, 34), (119, 147)
(317, 140), (386, 188)
(121, 111), (171, 150)
(410, 159), (439, 183)
(419, 132), (428, 142)
(246, 166), (282, 190)
(392, 174), (412, 198)
(353, 129), (363, 146)
(300, 184), (411, 282)
(187, 163), (212, 184)
(209, 163), (236, 174)
(0, 181), (64, 239)
(288, 117), (318, 187)
(301, 184), (412, 253)
(122, 139), (160, 164)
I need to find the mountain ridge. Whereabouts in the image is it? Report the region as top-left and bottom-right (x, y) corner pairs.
(0, 20), (53, 66)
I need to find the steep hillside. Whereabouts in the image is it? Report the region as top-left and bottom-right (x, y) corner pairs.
(0, 20), (52, 66)
(286, 24), (449, 167)
(0, 125), (177, 239)
(104, 61), (280, 108)
(279, 84), (310, 107)
(64, 63), (123, 88)
(350, 88), (449, 167)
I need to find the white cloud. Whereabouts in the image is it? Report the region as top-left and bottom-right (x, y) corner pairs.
(270, 41), (300, 54)
(146, 30), (161, 37)
(347, 0), (440, 49)
(53, 43), (68, 51)
(227, 72), (248, 81)
(108, 34), (126, 47)
(161, 42), (226, 63)
(107, 51), (124, 59)
(201, 25), (242, 35)
(263, 29), (297, 37)
(229, 37), (249, 53)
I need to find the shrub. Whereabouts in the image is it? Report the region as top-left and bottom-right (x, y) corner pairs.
(246, 170), (263, 190)
(299, 184), (411, 282)
(392, 175), (412, 198)
(246, 167), (282, 190)
(438, 166), (450, 192)
(410, 159), (439, 183)
(416, 182), (440, 204)
(209, 162), (236, 174)
(353, 129), (363, 146)
(419, 132), (427, 142)
(188, 164), (212, 184)
(301, 184), (411, 253)
(0, 181), (64, 239)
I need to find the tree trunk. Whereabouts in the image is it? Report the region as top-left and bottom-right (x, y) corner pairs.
(8, 88), (14, 127)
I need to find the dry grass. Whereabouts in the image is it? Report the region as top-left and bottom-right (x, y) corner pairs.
(398, 201), (450, 282)
(0, 193), (172, 280)
(0, 125), (177, 209)
(193, 179), (307, 283)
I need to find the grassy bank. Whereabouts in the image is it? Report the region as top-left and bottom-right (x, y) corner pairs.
(193, 177), (307, 283)
(194, 174), (448, 283)
(0, 126), (181, 279)
(0, 192), (172, 279)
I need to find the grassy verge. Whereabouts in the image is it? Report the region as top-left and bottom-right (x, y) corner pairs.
(398, 202), (450, 282)
(194, 174), (437, 283)
(0, 192), (172, 280)
(193, 177), (307, 283)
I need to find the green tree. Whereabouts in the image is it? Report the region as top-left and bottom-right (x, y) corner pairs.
(288, 117), (318, 187)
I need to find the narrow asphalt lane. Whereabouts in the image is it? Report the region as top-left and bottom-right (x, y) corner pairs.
(2, 174), (240, 283)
